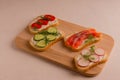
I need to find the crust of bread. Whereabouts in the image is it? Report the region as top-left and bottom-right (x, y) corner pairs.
(74, 52), (108, 72)
(28, 16), (59, 34)
(29, 31), (64, 51)
(64, 36), (101, 51)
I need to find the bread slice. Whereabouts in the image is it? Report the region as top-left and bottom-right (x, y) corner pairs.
(64, 29), (102, 51)
(29, 27), (64, 51)
(74, 46), (108, 72)
(28, 14), (59, 34)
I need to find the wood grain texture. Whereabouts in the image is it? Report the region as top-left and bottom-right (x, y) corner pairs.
(15, 19), (114, 77)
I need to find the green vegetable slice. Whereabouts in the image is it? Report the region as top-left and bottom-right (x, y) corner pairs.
(36, 40), (46, 48)
(34, 34), (45, 41)
(46, 35), (56, 41)
(47, 27), (57, 33)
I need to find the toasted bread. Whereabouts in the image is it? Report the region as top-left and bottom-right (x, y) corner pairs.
(64, 29), (102, 51)
(28, 14), (59, 34)
(74, 46), (108, 72)
(29, 27), (64, 51)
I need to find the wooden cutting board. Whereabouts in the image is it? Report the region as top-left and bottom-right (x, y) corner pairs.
(15, 19), (114, 77)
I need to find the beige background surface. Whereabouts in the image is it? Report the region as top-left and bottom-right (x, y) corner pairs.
(0, 0), (120, 80)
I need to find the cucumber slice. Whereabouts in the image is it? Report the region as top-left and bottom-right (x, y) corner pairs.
(46, 35), (56, 41)
(36, 40), (46, 48)
(47, 27), (57, 33)
(34, 34), (45, 41)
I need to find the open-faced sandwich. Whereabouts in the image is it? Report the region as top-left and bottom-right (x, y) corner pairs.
(29, 27), (64, 51)
(28, 14), (59, 34)
(74, 45), (108, 72)
(64, 29), (102, 51)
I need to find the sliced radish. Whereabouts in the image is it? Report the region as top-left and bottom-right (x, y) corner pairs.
(76, 55), (82, 60)
(78, 57), (90, 67)
(95, 48), (105, 56)
(81, 49), (91, 56)
(89, 54), (99, 62)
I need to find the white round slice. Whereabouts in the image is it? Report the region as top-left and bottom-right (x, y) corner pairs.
(95, 48), (105, 56)
(89, 54), (99, 62)
(78, 57), (90, 67)
(76, 55), (82, 61)
(81, 49), (91, 56)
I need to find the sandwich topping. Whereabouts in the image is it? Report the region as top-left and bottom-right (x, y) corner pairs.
(32, 27), (61, 48)
(65, 29), (101, 49)
(31, 14), (57, 30)
(76, 45), (105, 67)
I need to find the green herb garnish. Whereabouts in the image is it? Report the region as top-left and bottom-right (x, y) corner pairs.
(89, 45), (96, 55)
(39, 30), (48, 35)
(88, 34), (94, 39)
(83, 55), (90, 60)
(90, 45), (95, 52)
(90, 57), (95, 60)
(45, 38), (50, 44)
(85, 35), (94, 43)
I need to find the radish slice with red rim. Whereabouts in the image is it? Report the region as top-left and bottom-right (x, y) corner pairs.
(76, 55), (82, 60)
(78, 57), (90, 67)
(81, 49), (91, 56)
(89, 54), (99, 62)
(95, 48), (105, 56)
